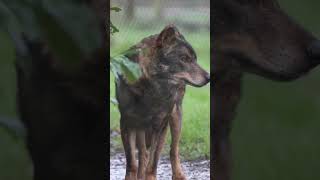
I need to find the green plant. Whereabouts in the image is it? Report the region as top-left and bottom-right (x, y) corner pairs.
(110, 7), (121, 34)
(109, 6), (142, 105)
(0, 0), (104, 136)
(0, 0), (102, 66)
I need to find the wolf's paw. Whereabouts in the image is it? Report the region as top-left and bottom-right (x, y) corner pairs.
(172, 173), (187, 180)
(145, 174), (157, 180)
(125, 172), (138, 180)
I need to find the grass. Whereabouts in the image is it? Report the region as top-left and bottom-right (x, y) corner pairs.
(110, 24), (210, 160)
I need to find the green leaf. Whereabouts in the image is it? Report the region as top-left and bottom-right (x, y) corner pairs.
(122, 48), (141, 57)
(3, 0), (42, 41)
(32, 3), (83, 71)
(0, 116), (26, 139)
(110, 6), (121, 35)
(0, 1), (27, 55)
(110, 21), (119, 34)
(120, 56), (142, 83)
(0, 1), (13, 30)
(110, 98), (118, 105)
(110, 57), (122, 79)
(110, 55), (142, 84)
(110, 7), (121, 12)
(42, 0), (102, 55)
(2, 0), (103, 72)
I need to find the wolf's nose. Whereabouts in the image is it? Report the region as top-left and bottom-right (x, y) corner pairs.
(205, 73), (210, 82)
(307, 40), (320, 62)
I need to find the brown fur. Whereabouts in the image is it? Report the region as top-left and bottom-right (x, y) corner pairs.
(116, 25), (210, 180)
(213, 0), (320, 179)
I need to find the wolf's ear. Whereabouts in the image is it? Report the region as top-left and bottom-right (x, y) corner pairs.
(156, 25), (180, 48)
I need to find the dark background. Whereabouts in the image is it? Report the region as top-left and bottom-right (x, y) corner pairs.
(232, 0), (320, 179)
(0, 32), (32, 179)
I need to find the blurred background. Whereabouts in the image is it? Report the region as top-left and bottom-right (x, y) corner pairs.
(232, 0), (320, 179)
(0, 32), (32, 179)
(1, 0), (106, 179)
(110, 0), (210, 160)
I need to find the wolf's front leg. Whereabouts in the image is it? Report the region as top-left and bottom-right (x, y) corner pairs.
(120, 123), (138, 180)
(169, 104), (187, 180)
(146, 126), (168, 180)
(137, 130), (148, 180)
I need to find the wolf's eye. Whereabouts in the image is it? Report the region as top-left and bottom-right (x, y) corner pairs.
(181, 55), (191, 62)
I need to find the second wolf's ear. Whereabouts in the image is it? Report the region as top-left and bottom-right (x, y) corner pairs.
(157, 25), (179, 48)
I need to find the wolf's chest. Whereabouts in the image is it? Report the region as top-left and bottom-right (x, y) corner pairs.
(124, 89), (183, 128)
(117, 78), (185, 128)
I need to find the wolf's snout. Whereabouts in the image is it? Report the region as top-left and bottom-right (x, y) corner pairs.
(193, 71), (210, 87)
(307, 40), (320, 63)
(204, 72), (210, 83)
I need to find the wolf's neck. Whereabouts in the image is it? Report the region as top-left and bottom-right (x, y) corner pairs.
(150, 77), (184, 90)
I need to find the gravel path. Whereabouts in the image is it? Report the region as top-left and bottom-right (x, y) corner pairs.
(110, 153), (210, 180)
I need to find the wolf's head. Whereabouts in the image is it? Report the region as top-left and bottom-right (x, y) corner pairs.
(213, 0), (320, 81)
(146, 25), (210, 87)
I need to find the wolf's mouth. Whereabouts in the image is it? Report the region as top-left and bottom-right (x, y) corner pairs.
(230, 51), (311, 81)
(185, 80), (204, 87)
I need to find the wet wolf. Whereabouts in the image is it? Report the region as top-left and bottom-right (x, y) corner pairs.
(116, 24), (210, 180)
(213, 0), (320, 180)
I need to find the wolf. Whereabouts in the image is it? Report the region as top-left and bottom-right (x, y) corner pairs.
(116, 24), (210, 180)
(213, 0), (320, 180)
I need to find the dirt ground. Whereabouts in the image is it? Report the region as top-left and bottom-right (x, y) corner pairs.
(110, 153), (210, 180)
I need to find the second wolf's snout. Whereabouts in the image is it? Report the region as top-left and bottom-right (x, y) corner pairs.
(307, 40), (320, 64)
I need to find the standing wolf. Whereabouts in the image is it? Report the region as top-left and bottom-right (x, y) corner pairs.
(213, 0), (320, 180)
(116, 25), (210, 180)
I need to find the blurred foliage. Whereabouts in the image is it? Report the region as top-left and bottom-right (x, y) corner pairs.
(0, 0), (102, 65)
(0, 0), (104, 179)
(0, 0), (104, 139)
